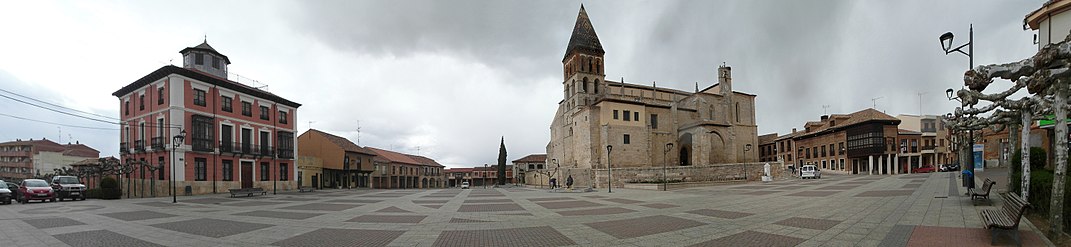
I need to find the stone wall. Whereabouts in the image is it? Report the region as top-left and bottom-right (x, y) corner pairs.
(111, 178), (296, 198)
(593, 162), (786, 188)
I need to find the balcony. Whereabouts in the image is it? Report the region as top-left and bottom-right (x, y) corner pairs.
(219, 141), (253, 155)
(277, 148), (294, 159)
(192, 138), (214, 152)
(255, 146), (274, 157)
(120, 142), (129, 154)
(150, 137), (165, 151)
(134, 140), (146, 153)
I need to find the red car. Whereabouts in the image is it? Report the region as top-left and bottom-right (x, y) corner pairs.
(912, 165), (937, 173)
(19, 179), (55, 203)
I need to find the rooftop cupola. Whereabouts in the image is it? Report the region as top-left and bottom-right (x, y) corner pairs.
(180, 40), (230, 78)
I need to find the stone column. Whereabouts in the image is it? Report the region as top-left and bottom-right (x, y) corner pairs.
(868, 155), (874, 175)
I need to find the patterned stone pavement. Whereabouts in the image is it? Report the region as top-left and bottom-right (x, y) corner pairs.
(0, 171), (1055, 246)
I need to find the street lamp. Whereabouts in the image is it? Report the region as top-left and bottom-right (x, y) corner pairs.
(606, 145), (613, 193)
(940, 24), (976, 189)
(171, 129), (186, 203)
(663, 142), (674, 191)
(483, 163), (488, 189)
(553, 159), (561, 189)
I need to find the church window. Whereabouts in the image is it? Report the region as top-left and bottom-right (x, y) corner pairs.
(623, 110), (631, 121)
(651, 114), (658, 129)
(736, 103), (741, 122)
(634, 112), (639, 122)
(613, 110), (619, 120)
(594, 79), (599, 94)
(623, 134), (630, 144)
(583, 78), (589, 93)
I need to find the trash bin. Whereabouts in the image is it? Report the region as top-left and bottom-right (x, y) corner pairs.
(961, 169), (974, 189)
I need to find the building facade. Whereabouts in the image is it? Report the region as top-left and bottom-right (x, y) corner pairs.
(757, 133), (778, 162)
(445, 165), (514, 187)
(297, 129), (376, 189)
(112, 41), (301, 196)
(547, 6), (759, 171)
(0, 139), (100, 180)
(512, 154), (546, 184)
(367, 147), (444, 189)
(895, 115), (953, 169)
(789, 109), (902, 175)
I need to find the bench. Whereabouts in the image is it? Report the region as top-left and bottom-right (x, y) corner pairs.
(980, 193), (1031, 246)
(228, 188), (268, 198)
(298, 186), (315, 193)
(969, 178), (996, 202)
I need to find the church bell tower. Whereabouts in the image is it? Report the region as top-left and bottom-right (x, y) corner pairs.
(562, 5), (606, 108)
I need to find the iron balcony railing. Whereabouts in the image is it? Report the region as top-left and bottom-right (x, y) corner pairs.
(220, 141), (251, 154)
(120, 142), (129, 154)
(134, 140), (146, 152)
(277, 148), (294, 159)
(256, 145), (274, 157)
(192, 138), (214, 152)
(150, 137), (165, 150)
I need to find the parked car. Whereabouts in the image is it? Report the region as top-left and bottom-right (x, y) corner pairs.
(51, 176), (86, 201)
(0, 180), (12, 204)
(939, 163), (960, 172)
(800, 165), (821, 179)
(18, 179), (55, 204)
(461, 181), (470, 189)
(913, 165), (937, 173)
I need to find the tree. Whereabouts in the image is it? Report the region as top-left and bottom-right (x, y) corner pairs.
(497, 136), (507, 185)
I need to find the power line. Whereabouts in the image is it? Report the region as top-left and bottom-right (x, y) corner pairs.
(0, 88), (119, 121)
(0, 112), (117, 131)
(0, 91), (118, 125)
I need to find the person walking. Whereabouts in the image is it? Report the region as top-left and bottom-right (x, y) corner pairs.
(566, 175), (574, 189)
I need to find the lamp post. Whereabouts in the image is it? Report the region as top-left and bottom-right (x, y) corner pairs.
(171, 129), (186, 203)
(663, 142), (674, 191)
(940, 25), (975, 188)
(743, 144), (752, 179)
(553, 159), (561, 189)
(483, 163), (488, 189)
(606, 145), (613, 193)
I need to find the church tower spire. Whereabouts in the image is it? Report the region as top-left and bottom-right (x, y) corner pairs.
(561, 5), (606, 108)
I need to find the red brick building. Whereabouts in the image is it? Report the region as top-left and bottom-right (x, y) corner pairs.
(0, 139), (99, 180)
(112, 41), (301, 196)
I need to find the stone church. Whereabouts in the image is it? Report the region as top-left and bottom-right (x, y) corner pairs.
(547, 6), (759, 170)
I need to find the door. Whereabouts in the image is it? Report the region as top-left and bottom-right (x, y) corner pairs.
(241, 161), (253, 189)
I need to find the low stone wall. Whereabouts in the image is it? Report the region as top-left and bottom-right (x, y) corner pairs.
(595, 162), (786, 188)
(109, 179), (296, 198)
(525, 162), (788, 189)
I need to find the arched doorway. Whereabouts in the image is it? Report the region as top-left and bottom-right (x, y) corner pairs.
(708, 131), (726, 163)
(422, 178), (428, 188)
(678, 133), (693, 166)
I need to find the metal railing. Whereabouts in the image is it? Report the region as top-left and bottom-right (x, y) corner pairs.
(277, 148), (294, 159)
(134, 140), (146, 152)
(150, 137), (165, 150)
(120, 142), (129, 154)
(192, 138), (214, 152)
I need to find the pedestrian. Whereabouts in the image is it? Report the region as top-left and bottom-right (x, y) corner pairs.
(566, 175), (574, 189)
(550, 178), (557, 189)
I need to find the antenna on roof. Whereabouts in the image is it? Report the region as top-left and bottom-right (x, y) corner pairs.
(356, 120), (361, 146)
(822, 105), (830, 115)
(871, 96), (884, 110)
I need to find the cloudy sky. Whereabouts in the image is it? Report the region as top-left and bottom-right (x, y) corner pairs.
(0, 1), (1042, 168)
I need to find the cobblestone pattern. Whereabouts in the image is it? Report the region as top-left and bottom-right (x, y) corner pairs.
(376, 206), (414, 213)
(150, 218), (272, 238)
(53, 229), (164, 247)
(687, 209), (754, 219)
(585, 215), (704, 239)
(602, 198), (644, 204)
(99, 210), (176, 221)
(463, 198), (513, 204)
(273, 228), (404, 247)
(232, 210), (323, 220)
(22, 217), (85, 229)
(457, 203), (525, 212)
(278, 203), (360, 211)
(527, 197), (574, 202)
(639, 203), (679, 209)
(690, 230), (804, 247)
(854, 190), (915, 197)
(785, 190), (840, 197)
(448, 217), (494, 223)
(434, 226), (575, 247)
(347, 215), (427, 223)
(557, 207), (635, 216)
(774, 217), (842, 230)
(535, 200), (603, 209)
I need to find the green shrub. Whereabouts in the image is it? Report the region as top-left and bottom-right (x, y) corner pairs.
(100, 177), (118, 189)
(1030, 147), (1047, 171)
(85, 188), (101, 199)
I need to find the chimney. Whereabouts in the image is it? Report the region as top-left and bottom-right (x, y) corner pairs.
(791, 128), (797, 133)
(820, 115), (829, 121)
(718, 65), (732, 95)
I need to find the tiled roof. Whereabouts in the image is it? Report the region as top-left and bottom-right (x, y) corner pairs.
(796, 108), (900, 138)
(898, 129), (922, 135)
(406, 155), (444, 167)
(112, 65), (301, 108)
(563, 5), (605, 60)
(305, 129), (376, 155)
(758, 133), (778, 145)
(179, 41), (231, 64)
(512, 154), (547, 163)
(0, 139), (98, 157)
(366, 147), (421, 166)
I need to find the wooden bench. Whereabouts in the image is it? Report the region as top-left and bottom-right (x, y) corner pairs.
(969, 178), (996, 201)
(980, 193), (1031, 246)
(298, 186), (315, 193)
(228, 188), (267, 198)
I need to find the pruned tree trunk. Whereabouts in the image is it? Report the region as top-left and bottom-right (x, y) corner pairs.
(1022, 109), (1032, 201)
(1053, 85), (1068, 237)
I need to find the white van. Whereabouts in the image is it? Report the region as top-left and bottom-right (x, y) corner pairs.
(461, 181), (470, 189)
(800, 165), (821, 179)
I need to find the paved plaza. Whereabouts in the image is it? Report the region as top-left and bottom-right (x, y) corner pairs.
(0, 172), (1054, 247)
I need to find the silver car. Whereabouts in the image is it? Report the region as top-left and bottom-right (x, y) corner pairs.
(0, 180), (11, 204)
(801, 165), (821, 179)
